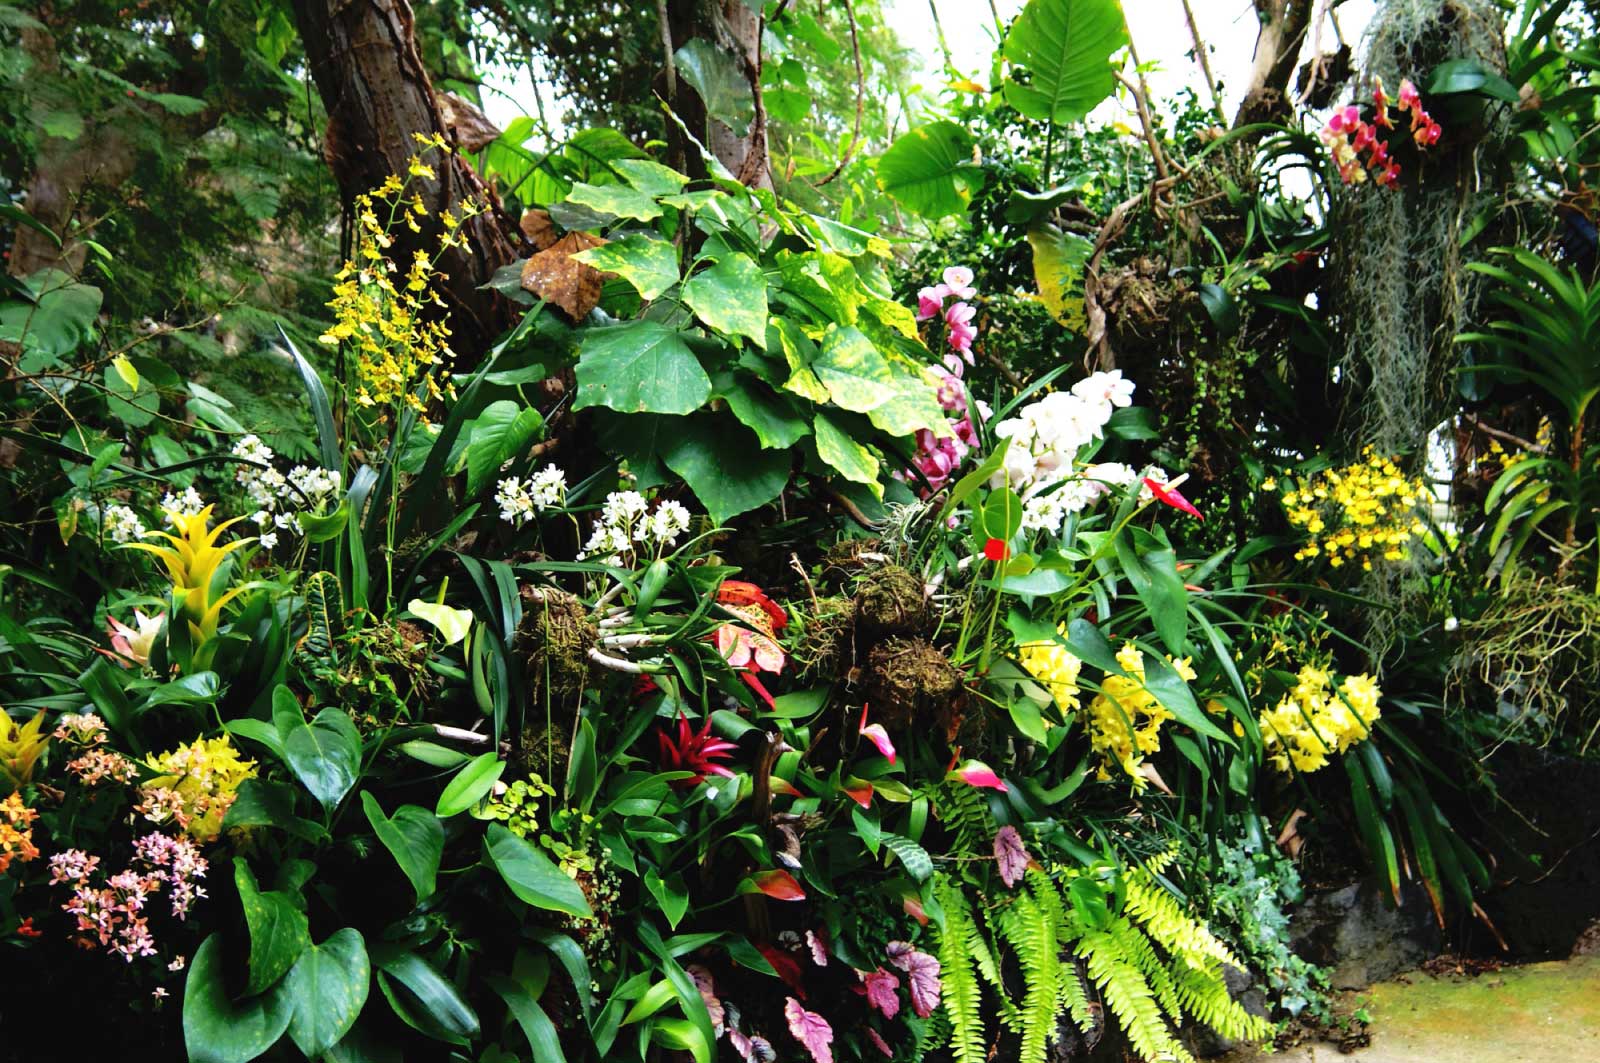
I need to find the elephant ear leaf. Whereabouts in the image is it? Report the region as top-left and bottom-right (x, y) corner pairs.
(183, 934), (294, 1063)
(1003, 0), (1128, 125)
(282, 928), (371, 1057)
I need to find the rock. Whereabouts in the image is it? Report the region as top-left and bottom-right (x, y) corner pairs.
(1289, 882), (1443, 989)
(1183, 964), (1272, 1057)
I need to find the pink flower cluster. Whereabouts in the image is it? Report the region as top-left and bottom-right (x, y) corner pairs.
(906, 267), (990, 494)
(1322, 77), (1441, 188)
(48, 832), (207, 963)
(64, 747), (139, 787)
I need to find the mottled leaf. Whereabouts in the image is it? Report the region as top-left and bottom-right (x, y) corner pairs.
(521, 231), (609, 320)
(813, 325), (895, 412)
(886, 942), (942, 1018)
(813, 411), (881, 494)
(683, 253), (768, 348)
(282, 929), (370, 1057)
(993, 825), (1032, 887)
(573, 233), (679, 300)
(784, 997), (834, 1063)
(573, 320), (711, 415)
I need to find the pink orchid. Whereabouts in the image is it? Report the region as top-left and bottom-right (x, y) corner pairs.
(933, 370), (965, 411)
(859, 705), (896, 764)
(941, 266), (976, 300)
(103, 610), (164, 667)
(916, 284), (949, 321)
(944, 301), (976, 354)
(950, 759), (1008, 792)
(1398, 77), (1421, 111)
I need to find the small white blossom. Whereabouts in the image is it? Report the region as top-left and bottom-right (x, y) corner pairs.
(528, 465), (567, 509)
(1443, 616), (1459, 632)
(258, 531), (279, 550)
(496, 477), (536, 528)
(601, 490), (648, 529)
(160, 487), (205, 523)
(102, 504), (147, 544)
(646, 500), (691, 546)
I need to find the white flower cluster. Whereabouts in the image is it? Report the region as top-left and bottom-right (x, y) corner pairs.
(495, 466), (567, 528)
(581, 491), (691, 564)
(988, 371), (1145, 536)
(160, 486), (206, 523)
(230, 435), (342, 550)
(101, 504), (147, 544)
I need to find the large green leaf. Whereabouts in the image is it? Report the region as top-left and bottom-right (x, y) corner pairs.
(813, 412), (881, 495)
(683, 253), (768, 348)
(876, 121), (983, 219)
(574, 321), (711, 416)
(235, 858), (311, 996)
(614, 158), (690, 197)
(661, 415), (792, 525)
(771, 317), (830, 403)
(674, 38), (754, 136)
(282, 928), (370, 1058)
(1002, 0), (1128, 125)
(183, 934), (294, 1063)
(573, 234), (680, 300)
(864, 367), (949, 437)
(813, 325), (895, 412)
(775, 250), (864, 325)
(465, 400), (544, 497)
(283, 708), (361, 812)
(436, 751), (506, 818)
(715, 373), (810, 449)
(1, 270), (102, 370)
(377, 952), (480, 1045)
(1027, 224), (1093, 329)
(564, 181), (662, 222)
(484, 823), (594, 917)
(360, 792), (444, 903)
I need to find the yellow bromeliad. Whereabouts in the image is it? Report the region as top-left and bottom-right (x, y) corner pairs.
(141, 735), (257, 843)
(0, 707), (49, 790)
(123, 505), (254, 662)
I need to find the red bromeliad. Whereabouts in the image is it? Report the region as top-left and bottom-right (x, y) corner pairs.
(657, 712), (738, 785)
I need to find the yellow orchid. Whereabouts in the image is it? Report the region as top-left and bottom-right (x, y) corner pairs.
(123, 505), (255, 648)
(0, 707), (50, 790)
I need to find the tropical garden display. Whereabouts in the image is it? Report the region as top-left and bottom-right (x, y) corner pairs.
(1, 0), (1597, 1060)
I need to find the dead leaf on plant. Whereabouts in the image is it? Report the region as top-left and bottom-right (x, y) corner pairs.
(520, 208), (557, 251)
(520, 231), (610, 320)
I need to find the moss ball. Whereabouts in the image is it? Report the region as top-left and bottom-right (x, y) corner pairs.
(854, 564), (928, 640)
(791, 596), (855, 680)
(516, 589), (597, 705)
(863, 636), (963, 731)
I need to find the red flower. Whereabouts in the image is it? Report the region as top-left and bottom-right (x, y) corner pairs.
(15, 917), (42, 939)
(657, 712), (738, 785)
(1143, 476), (1204, 521)
(717, 580), (788, 632)
(983, 537), (1009, 562)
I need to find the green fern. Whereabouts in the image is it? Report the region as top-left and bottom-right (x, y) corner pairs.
(936, 875), (986, 1063)
(935, 780), (997, 866)
(1124, 867), (1238, 968)
(1078, 923), (1193, 1063)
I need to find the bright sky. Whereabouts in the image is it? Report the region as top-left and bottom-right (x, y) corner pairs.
(481, 2), (1378, 141)
(881, 0), (1376, 124)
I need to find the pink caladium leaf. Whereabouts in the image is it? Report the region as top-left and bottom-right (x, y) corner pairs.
(866, 1028), (894, 1058)
(784, 997), (835, 1063)
(858, 967), (901, 1020)
(806, 929), (829, 967)
(687, 963), (725, 1035)
(886, 941), (942, 1018)
(993, 825), (1032, 888)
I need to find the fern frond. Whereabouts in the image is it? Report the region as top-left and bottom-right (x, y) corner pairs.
(937, 876), (986, 1063)
(1008, 889), (1064, 1063)
(1124, 870), (1237, 968)
(1172, 959), (1276, 1043)
(1112, 916), (1182, 1022)
(936, 780), (997, 865)
(1077, 928), (1194, 1063)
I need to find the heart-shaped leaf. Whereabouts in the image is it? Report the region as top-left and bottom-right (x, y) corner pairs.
(360, 792), (444, 903)
(235, 858), (311, 996)
(183, 934), (294, 1063)
(284, 708), (360, 811)
(282, 928), (370, 1057)
(484, 822), (593, 917)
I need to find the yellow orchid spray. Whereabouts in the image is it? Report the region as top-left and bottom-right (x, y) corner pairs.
(123, 505), (256, 668)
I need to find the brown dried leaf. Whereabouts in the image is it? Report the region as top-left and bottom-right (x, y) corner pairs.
(437, 92), (501, 153)
(519, 208), (557, 251)
(520, 231), (609, 320)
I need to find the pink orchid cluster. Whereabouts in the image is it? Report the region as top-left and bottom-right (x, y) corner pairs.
(906, 267), (990, 494)
(49, 832), (207, 963)
(1322, 77), (1441, 188)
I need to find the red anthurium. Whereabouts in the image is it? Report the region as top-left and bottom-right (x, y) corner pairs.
(982, 537), (1009, 562)
(842, 779), (874, 809)
(1143, 475), (1203, 521)
(656, 712), (738, 786)
(759, 944), (808, 997)
(749, 868), (807, 901)
(902, 894), (929, 926)
(858, 704), (896, 764)
(770, 775), (803, 798)
(950, 759), (1008, 792)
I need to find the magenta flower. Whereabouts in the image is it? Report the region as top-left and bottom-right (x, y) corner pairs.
(916, 284), (949, 321)
(657, 712), (738, 785)
(859, 704), (897, 764)
(950, 759), (1008, 792)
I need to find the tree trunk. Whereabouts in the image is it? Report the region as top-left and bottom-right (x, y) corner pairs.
(290, 0), (521, 359)
(1235, 0), (1316, 127)
(662, 0), (771, 188)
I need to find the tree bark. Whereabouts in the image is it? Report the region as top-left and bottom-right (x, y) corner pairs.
(1234, 0), (1316, 127)
(290, 0), (521, 359)
(663, 0), (771, 189)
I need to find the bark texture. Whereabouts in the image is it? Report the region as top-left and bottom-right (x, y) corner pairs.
(291, 0), (522, 358)
(663, 0), (771, 188)
(1235, 0), (1317, 127)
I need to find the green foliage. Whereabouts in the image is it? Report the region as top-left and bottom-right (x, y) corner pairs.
(1002, 0), (1130, 125)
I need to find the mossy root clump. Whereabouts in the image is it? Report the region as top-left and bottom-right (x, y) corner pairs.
(853, 564), (928, 640)
(791, 595), (855, 681)
(863, 636), (963, 731)
(516, 589), (597, 704)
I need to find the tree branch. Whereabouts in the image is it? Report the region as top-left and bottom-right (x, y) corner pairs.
(816, 0), (864, 187)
